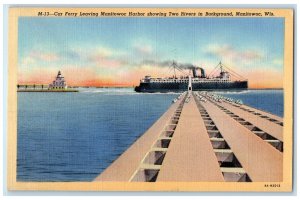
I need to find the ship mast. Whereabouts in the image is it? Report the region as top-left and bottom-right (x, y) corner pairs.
(172, 60), (177, 79)
(208, 61), (247, 81)
(168, 60), (189, 79)
(219, 61), (223, 73)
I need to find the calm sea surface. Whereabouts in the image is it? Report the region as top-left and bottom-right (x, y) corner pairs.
(17, 88), (283, 181)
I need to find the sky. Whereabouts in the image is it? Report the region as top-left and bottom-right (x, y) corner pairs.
(18, 17), (284, 88)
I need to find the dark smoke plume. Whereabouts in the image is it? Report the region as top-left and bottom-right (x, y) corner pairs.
(141, 59), (200, 69)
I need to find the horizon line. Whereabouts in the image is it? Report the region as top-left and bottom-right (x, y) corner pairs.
(16, 83), (283, 90)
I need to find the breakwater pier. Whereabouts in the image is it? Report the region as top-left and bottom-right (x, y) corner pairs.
(17, 71), (78, 92)
(94, 91), (283, 182)
(17, 84), (78, 92)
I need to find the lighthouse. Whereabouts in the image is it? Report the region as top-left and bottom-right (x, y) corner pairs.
(188, 74), (192, 91)
(49, 71), (67, 89)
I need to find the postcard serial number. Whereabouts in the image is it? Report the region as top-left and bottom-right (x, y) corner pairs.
(264, 184), (281, 188)
(37, 12), (98, 17)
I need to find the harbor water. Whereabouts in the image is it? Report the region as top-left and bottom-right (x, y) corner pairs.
(17, 88), (283, 181)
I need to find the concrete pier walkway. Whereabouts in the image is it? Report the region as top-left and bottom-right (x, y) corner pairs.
(94, 91), (283, 182)
(156, 95), (224, 182)
(200, 97), (282, 182)
(95, 93), (186, 181)
(217, 101), (283, 141)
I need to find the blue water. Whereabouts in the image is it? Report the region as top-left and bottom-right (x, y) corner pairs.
(17, 88), (283, 181)
(17, 88), (177, 181)
(214, 90), (283, 117)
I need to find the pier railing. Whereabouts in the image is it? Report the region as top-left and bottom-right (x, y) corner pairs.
(17, 84), (49, 90)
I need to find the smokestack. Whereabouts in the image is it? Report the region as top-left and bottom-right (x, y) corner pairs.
(200, 68), (206, 78)
(192, 68), (198, 77)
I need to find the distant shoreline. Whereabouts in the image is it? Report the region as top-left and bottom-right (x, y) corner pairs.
(19, 86), (283, 92)
(247, 88), (283, 90)
(17, 89), (78, 92)
(71, 86), (283, 90)
(77, 87), (283, 90)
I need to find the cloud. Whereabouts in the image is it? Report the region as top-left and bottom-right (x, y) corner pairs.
(19, 51), (60, 70)
(246, 68), (283, 88)
(140, 59), (172, 68)
(17, 66), (59, 84)
(93, 58), (124, 69)
(63, 46), (113, 63)
(17, 64), (114, 86)
(88, 51), (129, 69)
(17, 41), (282, 88)
(206, 44), (264, 64)
(133, 43), (153, 55)
(39, 46), (128, 70)
(132, 38), (155, 57)
(62, 49), (81, 60)
(21, 56), (36, 66)
(138, 59), (206, 69)
(93, 47), (114, 58)
(28, 51), (60, 62)
(272, 58), (283, 66)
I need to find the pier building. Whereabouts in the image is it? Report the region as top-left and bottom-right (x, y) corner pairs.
(49, 71), (67, 89)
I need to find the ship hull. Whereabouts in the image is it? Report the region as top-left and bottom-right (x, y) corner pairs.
(135, 81), (248, 93)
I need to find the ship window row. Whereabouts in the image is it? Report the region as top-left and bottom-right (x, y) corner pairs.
(193, 80), (230, 82)
(150, 80), (189, 83)
(148, 79), (230, 83)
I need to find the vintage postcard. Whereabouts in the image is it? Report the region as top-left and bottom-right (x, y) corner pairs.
(7, 7), (294, 192)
